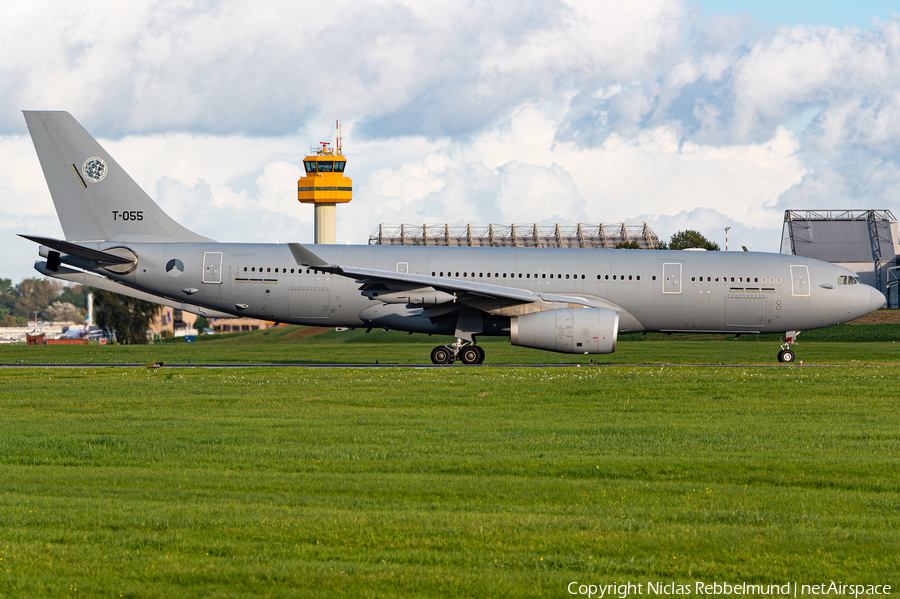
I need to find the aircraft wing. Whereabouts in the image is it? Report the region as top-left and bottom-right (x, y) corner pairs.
(288, 243), (593, 309)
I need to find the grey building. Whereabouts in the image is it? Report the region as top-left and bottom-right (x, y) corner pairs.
(781, 210), (900, 307)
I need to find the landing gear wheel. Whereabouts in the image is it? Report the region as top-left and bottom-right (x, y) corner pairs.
(777, 349), (795, 363)
(473, 345), (485, 364)
(431, 346), (453, 364)
(460, 347), (481, 364)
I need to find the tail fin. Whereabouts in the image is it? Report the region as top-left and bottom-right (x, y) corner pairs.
(23, 111), (212, 243)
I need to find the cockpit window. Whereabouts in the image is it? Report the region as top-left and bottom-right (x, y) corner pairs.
(838, 275), (863, 285)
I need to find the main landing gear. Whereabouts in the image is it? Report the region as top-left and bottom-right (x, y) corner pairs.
(430, 339), (485, 365)
(777, 331), (800, 363)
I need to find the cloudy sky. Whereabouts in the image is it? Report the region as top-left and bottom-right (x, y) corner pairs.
(2, 0), (899, 282)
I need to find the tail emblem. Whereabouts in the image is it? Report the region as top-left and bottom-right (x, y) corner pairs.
(82, 157), (107, 182)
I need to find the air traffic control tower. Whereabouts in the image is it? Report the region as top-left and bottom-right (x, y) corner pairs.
(298, 123), (352, 244)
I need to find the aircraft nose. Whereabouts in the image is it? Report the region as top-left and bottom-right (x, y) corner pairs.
(870, 287), (887, 312)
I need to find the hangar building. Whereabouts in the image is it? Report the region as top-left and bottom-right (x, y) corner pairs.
(780, 210), (900, 308)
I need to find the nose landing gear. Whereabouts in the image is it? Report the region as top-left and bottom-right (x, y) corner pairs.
(430, 339), (485, 364)
(777, 331), (799, 363)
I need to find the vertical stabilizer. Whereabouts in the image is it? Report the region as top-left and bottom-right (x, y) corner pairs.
(23, 111), (212, 243)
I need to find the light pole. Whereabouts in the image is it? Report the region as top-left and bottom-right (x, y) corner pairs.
(724, 226), (731, 252)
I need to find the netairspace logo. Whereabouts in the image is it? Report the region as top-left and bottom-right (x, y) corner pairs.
(567, 581), (893, 598)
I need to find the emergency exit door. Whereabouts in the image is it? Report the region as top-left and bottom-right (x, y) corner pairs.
(662, 263), (682, 294)
(202, 252), (223, 284)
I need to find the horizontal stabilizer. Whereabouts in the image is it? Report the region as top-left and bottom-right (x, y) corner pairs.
(19, 234), (134, 264)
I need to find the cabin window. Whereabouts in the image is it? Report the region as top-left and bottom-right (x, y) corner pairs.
(479, 272), (483, 277)
(542, 274), (546, 279)
(605, 275), (609, 280)
(715, 277), (719, 282)
(581, 275), (585, 279)
(243, 267), (248, 272)
(637, 275), (640, 280)
(691, 277), (695, 281)
(251, 267), (255, 272)
(503, 273), (507, 278)
(754, 277), (758, 282)
(463, 272), (467, 277)
(518, 273), (522, 278)
(612, 275), (616, 280)
(652, 276), (657, 281)
(628, 275), (632, 280)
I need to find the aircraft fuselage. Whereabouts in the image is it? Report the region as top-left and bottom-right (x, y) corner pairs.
(91, 242), (883, 336)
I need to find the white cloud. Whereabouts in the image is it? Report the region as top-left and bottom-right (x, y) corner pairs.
(5, 1), (900, 284)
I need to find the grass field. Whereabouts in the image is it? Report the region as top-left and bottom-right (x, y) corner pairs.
(0, 355), (899, 597)
(2, 323), (900, 365)
(1, 330), (899, 597)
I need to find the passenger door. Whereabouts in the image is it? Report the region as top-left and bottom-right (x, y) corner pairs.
(790, 265), (810, 297)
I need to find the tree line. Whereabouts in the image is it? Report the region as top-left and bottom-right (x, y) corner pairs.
(0, 278), (87, 326)
(615, 229), (720, 251)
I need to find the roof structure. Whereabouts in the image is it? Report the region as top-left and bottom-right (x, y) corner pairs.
(369, 223), (660, 249)
(781, 210), (897, 263)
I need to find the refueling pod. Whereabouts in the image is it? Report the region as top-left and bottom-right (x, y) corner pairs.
(510, 307), (619, 354)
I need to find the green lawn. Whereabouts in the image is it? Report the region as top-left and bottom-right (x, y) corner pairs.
(2, 323), (900, 365)
(0, 364), (898, 597)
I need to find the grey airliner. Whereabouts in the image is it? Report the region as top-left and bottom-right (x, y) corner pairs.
(20, 111), (886, 363)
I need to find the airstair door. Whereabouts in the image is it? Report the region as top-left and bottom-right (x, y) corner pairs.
(662, 263), (682, 294)
(790, 265), (810, 297)
(202, 252), (223, 284)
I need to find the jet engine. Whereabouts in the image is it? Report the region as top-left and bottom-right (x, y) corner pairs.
(510, 307), (619, 354)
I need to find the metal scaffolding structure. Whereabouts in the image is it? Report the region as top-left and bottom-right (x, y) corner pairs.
(369, 223), (660, 249)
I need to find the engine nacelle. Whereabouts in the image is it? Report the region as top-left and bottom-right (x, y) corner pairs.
(362, 287), (456, 305)
(511, 307), (619, 354)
